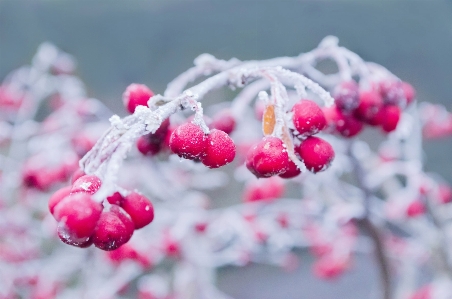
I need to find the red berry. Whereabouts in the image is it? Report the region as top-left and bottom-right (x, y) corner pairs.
(243, 177), (285, 202)
(121, 192), (154, 229)
(381, 106), (401, 133)
(201, 129), (236, 168)
(291, 100), (326, 137)
(58, 228), (93, 248)
(107, 192), (124, 205)
(71, 175), (102, 195)
(122, 83), (154, 114)
(136, 136), (161, 156)
(48, 186), (72, 216)
(246, 137), (290, 178)
(332, 81), (360, 111)
(406, 200), (425, 218)
(297, 136), (335, 173)
(93, 206), (134, 251)
(71, 169), (86, 184)
(402, 82), (416, 105)
(379, 80), (405, 106)
(313, 255), (347, 279)
(278, 158), (301, 179)
(354, 90), (383, 124)
(323, 106), (363, 138)
(210, 109), (236, 134)
(54, 193), (103, 241)
(169, 123), (207, 160)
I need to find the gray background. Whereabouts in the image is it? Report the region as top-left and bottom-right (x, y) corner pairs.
(1, 1), (451, 298)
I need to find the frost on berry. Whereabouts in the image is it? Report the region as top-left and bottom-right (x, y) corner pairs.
(48, 186), (72, 215)
(379, 80), (405, 106)
(54, 193), (103, 242)
(121, 192), (154, 229)
(92, 206), (134, 251)
(291, 99), (326, 137)
(122, 83), (154, 114)
(297, 136), (335, 173)
(332, 80), (360, 112)
(71, 175), (102, 194)
(210, 109), (236, 134)
(243, 177), (285, 202)
(169, 123), (207, 160)
(201, 129), (236, 168)
(246, 137), (290, 178)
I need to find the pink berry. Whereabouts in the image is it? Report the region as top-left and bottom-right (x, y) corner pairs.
(54, 193), (103, 241)
(93, 206), (134, 251)
(332, 81), (360, 111)
(147, 118), (170, 144)
(402, 82), (416, 105)
(107, 192), (124, 205)
(354, 90), (383, 124)
(243, 177), (285, 202)
(71, 175), (102, 195)
(297, 136), (335, 173)
(48, 186), (72, 216)
(381, 105), (401, 133)
(210, 109), (236, 134)
(121, 192), (154, 229)
(136, 136), (161, 156)
(71, 134), (95, 157)
(201, 129), (236, 168)
(379, 80), (405, 106)
(246, 137), (290, 178)
(291, 100), (326, 136)
(313, 255), (347, 279)
(278, 158), (301, 179)
(438, 185), (452, 204)
(169, 123), (207, 160)
(406, 200), (425, 218)
(122, 83), (154, 114)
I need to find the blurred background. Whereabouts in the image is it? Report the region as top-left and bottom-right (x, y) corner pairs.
(1, 1), (451, 298)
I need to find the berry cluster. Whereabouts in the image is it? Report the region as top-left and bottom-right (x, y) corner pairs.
(48, 173), (154, 250)
(247, 99), (335, 179)
(323, 80), (415, 137)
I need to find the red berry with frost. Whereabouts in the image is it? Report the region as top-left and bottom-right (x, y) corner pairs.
(169, 123), (207, 160)
(243, 177), (285, 202)
(381, 105), (401, 133)
(246, 137), (290, 178)
(292, 100), (326, 136)
(379, 80), (405, 106)
(210, 109), (236, 134)
(278, 158), (301, 179)
(123, 83), (154, 114)
(71, 175), (102, 195)
(323, 106), (363, 138)
(313, 255), (347, 279)
(136, 136), (161, 156)
(332, 81), (360, 111)
(354, 90), (383, 124)
(93, 206), (134, 251)
(297, 136), (335, 173)
(149, 118), (170, 143)
(58, 228), (93, 248)
(402, 82), (416, 105)
(48, 186), (72, 215)
(107, 192), (124, 205)
(201, 129), (236, 168)
(54, 193), (103, 241)
(121, 192), (154, 229)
